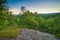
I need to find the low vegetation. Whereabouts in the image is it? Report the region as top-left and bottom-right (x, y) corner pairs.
(0, 27), (19, 37)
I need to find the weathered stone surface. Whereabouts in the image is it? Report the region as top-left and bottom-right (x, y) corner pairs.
(16, 28), (59, 40)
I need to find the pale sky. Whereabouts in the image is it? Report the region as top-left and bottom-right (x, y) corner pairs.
(8, 0), (60, 14)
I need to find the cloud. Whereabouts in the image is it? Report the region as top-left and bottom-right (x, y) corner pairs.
(9, 9), (20, 15)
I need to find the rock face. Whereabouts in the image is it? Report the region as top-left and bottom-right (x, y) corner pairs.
(16, 28), (58, 40)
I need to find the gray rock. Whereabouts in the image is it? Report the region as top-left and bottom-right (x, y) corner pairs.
(16, 28), (59, 40)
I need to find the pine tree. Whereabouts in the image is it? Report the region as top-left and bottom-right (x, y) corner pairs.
(0, 0), (9, 29)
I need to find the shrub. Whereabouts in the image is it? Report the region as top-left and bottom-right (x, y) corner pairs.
(0, 27), (19, 37)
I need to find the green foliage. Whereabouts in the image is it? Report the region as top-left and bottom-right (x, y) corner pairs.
(0, 27), (19, 37)
(0, 0), (9, 28)
(20, 11), (38, 29)
(55, 34), (60, 39)
(0, 0), (19, 37)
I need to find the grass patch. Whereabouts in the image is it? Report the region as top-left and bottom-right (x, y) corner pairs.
(55, 34), (60, 39)
(0, 27), (19, 37)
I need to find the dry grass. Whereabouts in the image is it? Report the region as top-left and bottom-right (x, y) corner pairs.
(0, 27), (19, 37)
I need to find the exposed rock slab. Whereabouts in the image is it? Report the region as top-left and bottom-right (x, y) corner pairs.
(16, 28), (59, 40)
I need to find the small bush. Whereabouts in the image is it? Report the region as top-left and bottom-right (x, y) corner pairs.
(55, 34), (60, 39)
(0, 27), (19, 37)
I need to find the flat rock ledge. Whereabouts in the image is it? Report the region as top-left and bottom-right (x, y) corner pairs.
(0, 28), (59, 40)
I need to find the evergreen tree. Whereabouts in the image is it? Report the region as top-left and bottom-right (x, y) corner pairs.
(0, 0), (9, 29)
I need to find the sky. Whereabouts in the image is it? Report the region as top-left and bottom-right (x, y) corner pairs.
(7, 0), (60, 14)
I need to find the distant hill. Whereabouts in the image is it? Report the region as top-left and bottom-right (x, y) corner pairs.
(36, 13), (60, 19)
(14, 13), (60, 19)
